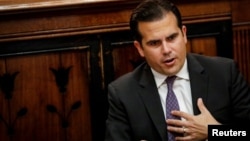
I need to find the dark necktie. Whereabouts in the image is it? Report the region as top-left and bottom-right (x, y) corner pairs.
(166, 76), (180, 141)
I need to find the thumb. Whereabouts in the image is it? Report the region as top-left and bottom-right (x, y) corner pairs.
(197, 98), (221, 125)
(197, 98), (209, 114)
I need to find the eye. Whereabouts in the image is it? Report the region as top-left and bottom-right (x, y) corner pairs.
(147, 40), (161, 47)
(166, 34), (177, 42)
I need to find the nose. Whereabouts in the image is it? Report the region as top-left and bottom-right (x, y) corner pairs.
(161, 41), (171, 54)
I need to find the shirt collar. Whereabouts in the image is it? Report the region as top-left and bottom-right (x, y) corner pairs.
(151, 59), (189, 88)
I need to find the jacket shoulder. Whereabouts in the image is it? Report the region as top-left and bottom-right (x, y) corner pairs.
(109, 62), (148, 87)
(188, 53), (235, 67)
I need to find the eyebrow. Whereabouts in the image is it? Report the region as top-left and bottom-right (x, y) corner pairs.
(145, 38), (160, 45)
(167, 32), (179, 39)
(146, 32), (179, 44)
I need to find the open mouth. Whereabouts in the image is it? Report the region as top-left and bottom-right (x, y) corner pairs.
(165, 58), (175, 63)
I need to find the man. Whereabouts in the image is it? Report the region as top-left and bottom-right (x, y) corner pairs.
(105, 0), (250, 141)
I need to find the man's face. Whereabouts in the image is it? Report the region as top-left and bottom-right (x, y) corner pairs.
(134, 12), (187, 76)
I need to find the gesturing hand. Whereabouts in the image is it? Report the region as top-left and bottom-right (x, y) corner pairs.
(166, 98), (221, 141)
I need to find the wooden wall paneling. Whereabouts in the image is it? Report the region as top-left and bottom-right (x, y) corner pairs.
(0, 0), (232, 43)
(0, 8), (130, 40)
(231, 0), (250, 23)
(111, 43), (142, 79)
(0, 59), (9, 140)
(0, 1), (138, 43)
(57, 51), (92, 141)
(0, 50), (92, 141)
(187, 37), (217, 56)
(231, 0), (250, 84)
(177, 0), (231, 24)
(0, 53), (61, 141)
(87, 36), (108, 141)
(233, 25), (250, 84)
(0, 0), (49, 5)
(0, 35), (97, 141)
(102, 31), (144, 88)
(186, 20), (233, 58)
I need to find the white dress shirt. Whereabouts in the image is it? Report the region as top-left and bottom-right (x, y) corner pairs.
(151, 59), (194, 119)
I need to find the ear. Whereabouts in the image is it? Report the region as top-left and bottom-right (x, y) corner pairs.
(182, 25), (188, 43)
(134, 40), (145, 57)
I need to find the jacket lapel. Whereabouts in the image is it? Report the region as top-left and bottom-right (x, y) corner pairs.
(137, 64), (168, 141)
(187, 54), (209, 115)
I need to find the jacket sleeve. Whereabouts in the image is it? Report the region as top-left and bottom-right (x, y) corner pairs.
(230, 60), (250, 123)
(105, 83), (132, 141)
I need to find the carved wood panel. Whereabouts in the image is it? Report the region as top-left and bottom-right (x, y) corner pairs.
(0, 38), (94, 141)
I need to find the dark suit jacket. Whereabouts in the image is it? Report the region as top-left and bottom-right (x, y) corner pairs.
(105, 53), (250, 141)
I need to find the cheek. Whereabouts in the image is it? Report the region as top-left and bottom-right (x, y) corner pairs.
(144, 50), (161, 62)
(175, 39), (187, 53)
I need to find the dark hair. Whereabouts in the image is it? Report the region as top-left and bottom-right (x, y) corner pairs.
(129, 0), (182, 42)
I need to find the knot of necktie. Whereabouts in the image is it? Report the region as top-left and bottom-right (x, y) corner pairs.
(166, 76), (177, 90)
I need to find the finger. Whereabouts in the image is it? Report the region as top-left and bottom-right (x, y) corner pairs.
(166, 119), (185, 127)
(171, 110), (192, 120)
(167, 126), (186, 134)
